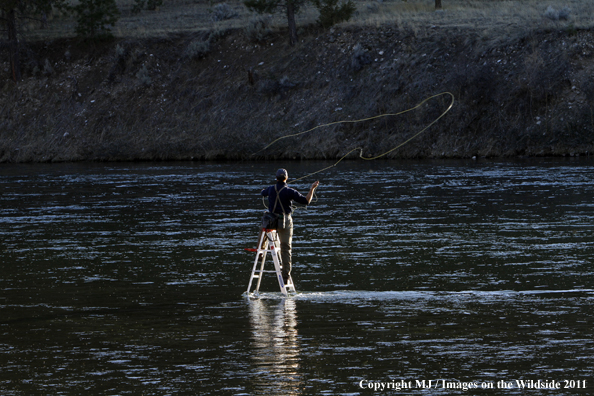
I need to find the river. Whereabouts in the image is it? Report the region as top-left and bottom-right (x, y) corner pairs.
(1, 159), (592, 395)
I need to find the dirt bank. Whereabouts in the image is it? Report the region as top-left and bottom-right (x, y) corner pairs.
(1, 23), (594, 162)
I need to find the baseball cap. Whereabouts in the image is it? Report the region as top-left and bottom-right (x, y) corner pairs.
(276, 168), (288, 179)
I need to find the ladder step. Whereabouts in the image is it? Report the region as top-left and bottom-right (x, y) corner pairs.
(249, 271), (276, 280)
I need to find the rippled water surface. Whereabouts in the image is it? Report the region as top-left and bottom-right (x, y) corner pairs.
(1, 159), (593, 395)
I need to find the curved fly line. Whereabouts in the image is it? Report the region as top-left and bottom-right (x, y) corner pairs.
(255, 91), (455, 183)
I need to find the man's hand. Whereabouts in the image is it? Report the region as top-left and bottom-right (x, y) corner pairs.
(306, 181), (319, 204)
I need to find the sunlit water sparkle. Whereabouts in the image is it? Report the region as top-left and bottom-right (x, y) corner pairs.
(1, 159), (593, 395)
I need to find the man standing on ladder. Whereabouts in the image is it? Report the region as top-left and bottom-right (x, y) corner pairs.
(261, 169), (319, 285)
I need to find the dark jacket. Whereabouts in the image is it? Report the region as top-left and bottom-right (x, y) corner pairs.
(261, 181), (308, 215)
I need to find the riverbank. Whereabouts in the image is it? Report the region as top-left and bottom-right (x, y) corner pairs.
(1, 20), (594, 162)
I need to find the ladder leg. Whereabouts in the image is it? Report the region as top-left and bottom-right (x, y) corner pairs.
(275, 230), (296, 294)
(268, 231), (288, 297)
(285, 274), (296, 293)
(247, 229), (267, 295)
(246, 253), (260, 295)
(254, 238), (267, 293)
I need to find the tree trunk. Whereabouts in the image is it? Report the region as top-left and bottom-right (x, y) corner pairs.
(286, 0), (298, 46)
(7, 9), (22, 82)
(435, 0), (442, 10)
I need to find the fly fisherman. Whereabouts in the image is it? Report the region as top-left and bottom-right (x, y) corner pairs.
(261, 169), (319, 285)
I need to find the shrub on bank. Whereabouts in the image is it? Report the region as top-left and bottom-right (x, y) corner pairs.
(185, 40), (211, 60)
(211, 3), (238, 22)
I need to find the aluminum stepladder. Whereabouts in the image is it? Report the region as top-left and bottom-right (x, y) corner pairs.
(246, 228), (296, 297)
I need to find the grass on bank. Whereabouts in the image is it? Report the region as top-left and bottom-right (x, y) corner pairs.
(19, 0), (594, 42)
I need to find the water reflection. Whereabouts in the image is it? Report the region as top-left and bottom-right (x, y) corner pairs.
(248, 298), (302, 395)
